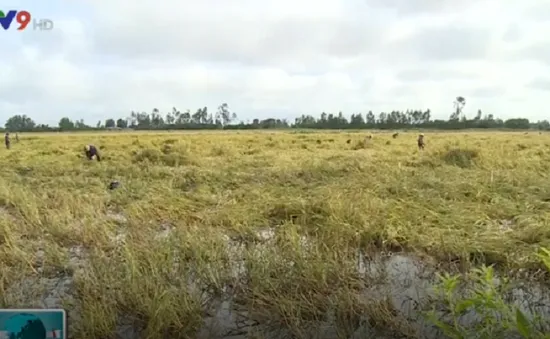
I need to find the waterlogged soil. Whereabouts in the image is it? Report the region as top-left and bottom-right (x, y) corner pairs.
(5, 217), (550, 339)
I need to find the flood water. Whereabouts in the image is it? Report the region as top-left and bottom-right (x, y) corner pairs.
(6, 224), (550, 339)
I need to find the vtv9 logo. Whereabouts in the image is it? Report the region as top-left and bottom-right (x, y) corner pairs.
(0, 10), (54, 31)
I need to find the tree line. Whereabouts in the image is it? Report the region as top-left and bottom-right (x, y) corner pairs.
(3, 102), (550, 132)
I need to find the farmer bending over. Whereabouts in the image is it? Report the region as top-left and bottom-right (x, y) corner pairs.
(417, 133), (425, 150)
(84, 144), (101, 161)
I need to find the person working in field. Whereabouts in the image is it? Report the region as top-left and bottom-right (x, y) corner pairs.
(417, 133), (425, 150)
(5, 133), (10, 149)
(84, 144), (101, 161)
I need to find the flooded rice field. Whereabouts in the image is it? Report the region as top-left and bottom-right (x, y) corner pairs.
(5, 222), (550, 339)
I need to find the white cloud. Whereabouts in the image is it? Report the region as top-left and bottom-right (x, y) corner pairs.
(2, 0), (550, 126)
(528, 78), (550, 91)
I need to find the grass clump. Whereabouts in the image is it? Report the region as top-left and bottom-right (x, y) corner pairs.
(442, 148), (479, 168)
(133, 144), (195, 167)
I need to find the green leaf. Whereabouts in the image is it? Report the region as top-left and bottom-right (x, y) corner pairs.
(484, 266), (494, 283)
(427, 312), (464, 339)
(536, 248), (550, 271)
(433, 319), (464, 339)
(515, 308), (530, 338)
(454, 299), (474, 314)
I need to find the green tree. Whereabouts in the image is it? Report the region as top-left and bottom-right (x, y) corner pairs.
(74, 119), (88, 129)
(450, 96), (466, 121)
(4, 114), (36, 131)
(105, 118), (116, 128)
(116, 118), (128, 128)
(58, 117), (75, 131)
(216, 103), (237, 126)
(536, 120), (550, 130)
(504, 118), (530, 129)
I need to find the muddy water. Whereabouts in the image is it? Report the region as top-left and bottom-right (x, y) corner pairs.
(5, 224), (550, 339)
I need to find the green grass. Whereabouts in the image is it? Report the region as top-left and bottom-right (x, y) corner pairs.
(0, 130), (549, 338)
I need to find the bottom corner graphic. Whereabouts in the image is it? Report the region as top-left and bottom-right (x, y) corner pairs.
(0, 309), (66, 339)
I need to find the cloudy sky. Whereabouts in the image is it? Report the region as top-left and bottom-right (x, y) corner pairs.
(0, 0), (549, 126)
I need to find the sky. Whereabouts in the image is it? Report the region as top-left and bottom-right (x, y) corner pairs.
(1, 0), (549, 126)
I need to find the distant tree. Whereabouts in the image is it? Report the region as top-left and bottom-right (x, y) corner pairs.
(171, 107), (181, 124)
(450, 96), (466, 121)
(165, 108), (177, 125)
(475, 109), (482, 121)
(456, 96), (466, 112)
(191, 108), (201, 124)
(175, 109), (190, 124)
(74, 119), (89, 129)
(1, 101), (541, 132)
(128, 111), (137, 127)
(349, 113), (365, 127)
(216, 103), (237, 126)
(5, 114), (36, 131)
(537, 120), (550, 130)
(366, 111), (376, 125)
(201, 107), (209, 124)
(105, 118), (116, 128)
(135, 112), (151, 128)
(116, 118), (128, 128)
(504, 118), (530, 129)
(58, 117), (75, 131)
(150, 108), (165, 127)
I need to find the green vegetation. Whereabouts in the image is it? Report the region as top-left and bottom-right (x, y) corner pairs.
(3, 102), (548, 132)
